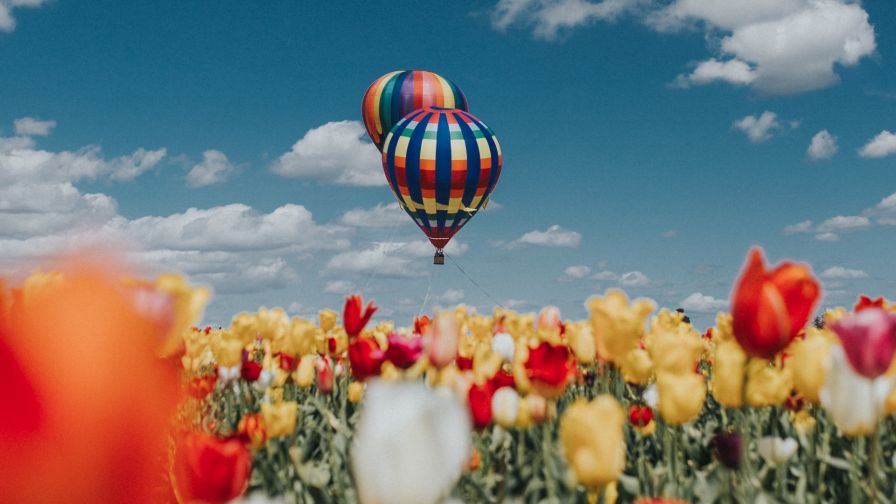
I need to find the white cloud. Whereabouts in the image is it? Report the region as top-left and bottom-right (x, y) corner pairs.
(270, 120), (384, 186)
(674, 58), (755, 88)
(733, 111), (780, 143)
(858, 131), (896, 159)
(436, 289), (466, 304)
(187, 149), (237, 187)
(814, 232), (839, 242)
(323, 280), (356, 294)
(559, 265), (591, 281)
(116, 203), (349, 252)
(680, 292), (728, 313)
(817, 215), (870, 233)
(491, 0), (642, 40)
(513, 224), (581, 248)
(807, 130), (838, 160)
(109, 147), (167, 181)
(327, 239), (468, 278)
(14, 117), (56, 136)
(657, 0), (876, 94)
(783, 220), (812, 234)
(592, 270), (618, 281)
(619, 270), (649, 286)
(820, 266), (868, 280)
(339, 202), (407, 228)
(0, 0), (49, 32)
(867, 192), (896, 225)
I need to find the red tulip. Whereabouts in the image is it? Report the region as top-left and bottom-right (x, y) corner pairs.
(316, 356), (335, 394)
(174, 432), (251, 503)
(490, 369), (515, 391)
(277, 352), (299, 372)
(385, 333), (423, 370)
(348, 337), (385, 381)
(240, 359), (263, 382)
(855, 295), (886, 313)
(731, 248), (820, 359)
(524, 342), (574, 397)
(414, 315), (432, 336)
(628, 404), (654, 428)
(456, 356), (473, 371)
(468, 381), (494, 430)
(831, 308), (896, 379)
(187, 373), (218, 399)
(343, 294), (377, 338)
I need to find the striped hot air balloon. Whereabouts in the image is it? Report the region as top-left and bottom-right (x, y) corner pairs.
(382, 106), (502, 262)
(362, 70), (468, 152)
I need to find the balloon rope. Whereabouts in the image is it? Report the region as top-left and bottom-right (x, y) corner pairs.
(417, 270), (433, 319)
(361, 209), (404, 294)
(444, 253), (506, 310)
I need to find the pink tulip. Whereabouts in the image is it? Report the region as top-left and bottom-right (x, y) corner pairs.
(427, 313), (458, 369)
(832, 308), (896, 379)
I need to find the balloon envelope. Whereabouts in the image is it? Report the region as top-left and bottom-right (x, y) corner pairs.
(382, 106), (502, 250)
(362, 70), (468, 151)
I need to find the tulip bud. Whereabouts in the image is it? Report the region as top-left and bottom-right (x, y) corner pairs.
(315, 356), (334, 394)
(319, 308), (338, 332)
(348, 381), (365, 403)
(428, 312), (459, 369)
(757, 436), (798, 466)
(261, 401), (297, 438)
(293, 356), (315, 388)
(491, 387), (520, 428)
(525, 393), (549, 423)
(491, 332), (515, 362)
(713, 432), (742, 470)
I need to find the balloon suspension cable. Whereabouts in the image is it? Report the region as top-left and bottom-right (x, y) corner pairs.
(417, 270), (433, 319)
(361, 209), (404, 294)
(444, 253), (506, 310)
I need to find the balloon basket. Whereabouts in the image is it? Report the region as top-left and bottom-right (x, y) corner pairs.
(433, 250), (445, 265)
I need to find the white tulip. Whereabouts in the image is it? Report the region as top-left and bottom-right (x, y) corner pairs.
(492, 332), (516, 362)
(232, 491), (286, 504)
(757, 437), (798, 466)
(352, 380), (471, 504)
(491, 387), (520, 428)
(643, 383), (658, 410)
(218, 365), (240, 386)
(819, 345), (895, 436)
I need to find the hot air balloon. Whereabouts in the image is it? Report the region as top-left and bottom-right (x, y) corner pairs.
(382, 106), (502, 264)
(362, 70), (468, 152)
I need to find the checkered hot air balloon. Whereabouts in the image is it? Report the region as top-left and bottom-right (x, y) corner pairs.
(382, 106), (502, 263)
(362, 70), (468, 152)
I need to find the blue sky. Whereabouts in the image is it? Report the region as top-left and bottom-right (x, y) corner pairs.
(1, 0), (894, 328)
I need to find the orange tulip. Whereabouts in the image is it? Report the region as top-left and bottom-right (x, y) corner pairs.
(0, 258), (180, 502)
(731, 248), (820, 359)
(173, 432), (251, 503)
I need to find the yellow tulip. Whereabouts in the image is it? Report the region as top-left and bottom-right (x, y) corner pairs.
(348, 381), (365, 403)
(319, 308), (338, 332)
(261, 401), (297, 438)
(712, 340), (746, 408)
(656, 372), (706, 425)
(230, 312), (258, 345)
(559, 395), (626, 488)
(586, 290), (655, 364)
(619, 348), (653, 385)
(567, 322), (596, 364)
(791, 410), (816, 434)
(293, 356), (315, 388)
(790, 328), (832, 403)
(647, 309), (702, 375)
(212, 336), (244, 368)
(746, 359), (793, 408)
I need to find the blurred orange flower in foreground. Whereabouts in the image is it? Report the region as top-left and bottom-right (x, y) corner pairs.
(0, 257), (183, 503)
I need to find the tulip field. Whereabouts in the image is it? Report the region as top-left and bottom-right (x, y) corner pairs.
(3, 248), (896, 504)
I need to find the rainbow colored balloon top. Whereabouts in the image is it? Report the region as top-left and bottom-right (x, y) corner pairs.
(362, 70), (468, 151)
(382, 106), (502, 250)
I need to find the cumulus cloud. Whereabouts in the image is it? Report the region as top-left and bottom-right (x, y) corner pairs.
(558, 264), (591, 281)
(0, 0), (49, 32)
(491, 0), (642, 40)
(327, 239), (468, 278)
(339, 202), (407, 228)
(109, 148), (167, 181)
(492, 1), (877, 94)
(14, 116), (56, 136)
(435, 289), (466, 304)
(270, 120), (384, 186)
(619, 271), (649, 286)
(674, 58), (755, 88)
(187, 149), (237, 187)
(784, 191), (896, 240)
(592, 270), (618, 281)
(858, 130), (896, 159)
(732, 111), (780, 143)
(657, 0), (876, 94)
(511, 224), (581, 248)
(679, 292), (728, 313)
(807, 130), (838, 160)
(820, 266), (868, 280)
